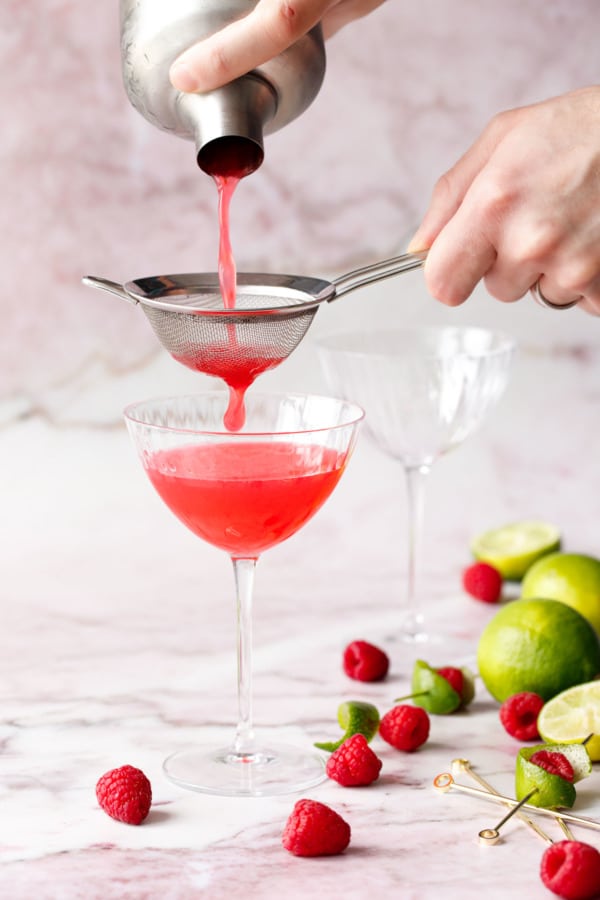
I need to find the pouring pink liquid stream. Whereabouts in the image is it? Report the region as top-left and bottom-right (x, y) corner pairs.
(210, 141), (279, 432)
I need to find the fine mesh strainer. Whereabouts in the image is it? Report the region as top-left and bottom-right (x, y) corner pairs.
(83, 251), (426, 380)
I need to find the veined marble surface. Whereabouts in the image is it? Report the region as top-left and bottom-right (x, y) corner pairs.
(3, 0), (600, 896)
(2, 332), (600, 899)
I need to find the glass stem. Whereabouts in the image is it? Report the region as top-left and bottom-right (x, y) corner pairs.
(403, 464), (431, 638)
(231, 557), (258, 756)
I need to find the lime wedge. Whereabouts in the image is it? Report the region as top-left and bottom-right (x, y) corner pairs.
(408, 660), (461, 715)
(471, 521), (561, 581)
(515, 745), (577, 809)
(538, 681), (600, 762)
(314, 700), (380, 752)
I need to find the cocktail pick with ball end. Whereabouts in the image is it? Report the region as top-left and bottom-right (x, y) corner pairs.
(433, 772), (600, 835)
(451, 758), (553, 845)
(478, 789), (539, 845)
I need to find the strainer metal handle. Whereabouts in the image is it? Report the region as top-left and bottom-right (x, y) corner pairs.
(81, 276), (139, 305)
(331, 249), (428, 299)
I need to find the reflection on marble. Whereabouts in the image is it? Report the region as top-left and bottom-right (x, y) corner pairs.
(2, 335), (600, 897)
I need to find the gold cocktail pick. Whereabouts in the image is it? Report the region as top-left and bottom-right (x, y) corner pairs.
(478, 789), (538, 845)
(433, 772), (600, 834)
(451, 758), (553, 845)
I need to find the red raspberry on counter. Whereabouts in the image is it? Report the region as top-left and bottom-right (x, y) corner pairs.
(540, 840), (600, 900)
(499, 691), (544, 741)
(462, 561), (502, 603)
(436, 666), (464, 697)
(343, 640), (389, 682)
(326, 734), (382, 787)
(530, 750), (575, 782)
(379, 704), (430, 752)
(96, 765), (152, 825)
(282, 799), (351, 857)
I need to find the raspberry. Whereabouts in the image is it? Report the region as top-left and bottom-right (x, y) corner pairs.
(530, 750), (575, 782)
(326, 734), (382, 787)
(540, 840), (600, 900)
(462, 561), (502, 603)
(343, 640), (389, 682)
(96, 765), (152, 825)
(379, 704), (430, 752)
(499, 691), (544, 741)
(282, 799), (351, 857)
(436, 666), (464, 697)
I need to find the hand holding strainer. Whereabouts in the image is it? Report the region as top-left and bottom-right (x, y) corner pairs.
(82, 251), (426, 381)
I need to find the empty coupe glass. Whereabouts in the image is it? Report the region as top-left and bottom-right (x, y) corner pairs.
(317, 327), (515, 643)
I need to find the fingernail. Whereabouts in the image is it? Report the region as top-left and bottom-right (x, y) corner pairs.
(169, 61), (198, 92)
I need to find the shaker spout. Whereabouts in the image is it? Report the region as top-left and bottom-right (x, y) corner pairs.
(120, 1), (325, 171)
(176, 74), (277, 176)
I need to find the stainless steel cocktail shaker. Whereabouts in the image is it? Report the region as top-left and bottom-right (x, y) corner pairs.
(120, 0), (326, 174)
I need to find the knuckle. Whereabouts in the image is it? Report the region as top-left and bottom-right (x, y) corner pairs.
(475, 176), (515, 225)
(430, 171), (460, 209)
(263, 0), (306, 42)
(517, 222), (564, 265)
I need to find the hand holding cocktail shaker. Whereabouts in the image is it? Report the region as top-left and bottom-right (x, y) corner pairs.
(120, 0), (326, 175)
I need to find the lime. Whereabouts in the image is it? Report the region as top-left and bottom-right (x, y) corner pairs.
(471, 521), (561, 580)
(477, 598), (600, 702)
(538, 681), (600, 762)
(314, 700), (380, 752)
(514, 744), (589, 809)
(406, 660), (461, 714)
(521, 552), (600, 635)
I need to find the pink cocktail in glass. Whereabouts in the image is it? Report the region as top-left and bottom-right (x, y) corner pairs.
(125, 392), (363, 796)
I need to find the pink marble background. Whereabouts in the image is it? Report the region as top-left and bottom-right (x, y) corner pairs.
(2, 0), (599, 401)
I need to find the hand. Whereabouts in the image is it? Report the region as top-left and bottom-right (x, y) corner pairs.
(170, 0), (385, 93)
(408, 87), (600, 315)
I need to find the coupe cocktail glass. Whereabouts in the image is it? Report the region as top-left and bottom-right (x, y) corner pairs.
(317, 327), (515, 644)
(124, 392), (363, 796)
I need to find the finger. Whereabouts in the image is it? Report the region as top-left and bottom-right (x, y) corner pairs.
(483, 266), (537, 304)
(482, 253), (540, 303)
(423, 217), (497, 306)
(407, 110), (517, 252)
(170, 0), (333, 93)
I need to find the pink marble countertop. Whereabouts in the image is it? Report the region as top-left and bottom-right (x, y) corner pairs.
(3, 0), (600, 895)
(2, 334), (600, 899)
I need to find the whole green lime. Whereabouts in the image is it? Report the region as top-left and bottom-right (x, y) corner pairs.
(521, 552), (600, 635)
(477, 598), (600, 702)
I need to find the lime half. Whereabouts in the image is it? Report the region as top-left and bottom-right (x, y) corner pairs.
(471, 521), (561, 580)
(538, 681), (600, 762)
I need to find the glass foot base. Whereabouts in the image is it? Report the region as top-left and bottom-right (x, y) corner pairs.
(163, 742), (326, 797)
(398, 612), (443, 645)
